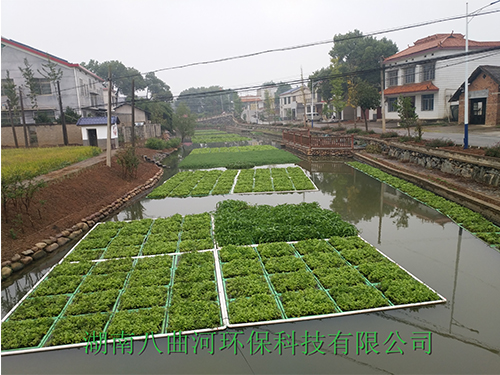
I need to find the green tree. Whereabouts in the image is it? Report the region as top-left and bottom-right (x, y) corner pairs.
(38, 56), (63, 92)
(351, 80), (380, 131)
(264, 90), (275, 123)
(394, 96), (418, 137)
(135, 100), (173, 131)
(330, 30), (398, 88)
(232, 92), (243, 119)
(144, 72), (173, 102)
(177, 86), (235, 117)
(81, 60), (146, 97)
(18, 58), (39, 110)
(57, 107), (80, 124)
(2, 71), (20, 147)
(173, 102), (196, 142)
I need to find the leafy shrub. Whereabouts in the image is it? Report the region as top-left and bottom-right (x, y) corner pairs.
(380, 131), (399, 138)
(485, 143), (500, 158)
(346, 128), (362, 134)
(116, 146), (140, 180)
(365, 144), (382, 154)
(145, 137), (167, 150)
(427, 138), (455, 148)
(398, 136), (415, 142)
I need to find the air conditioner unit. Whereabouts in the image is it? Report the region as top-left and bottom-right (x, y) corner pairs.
(1, 103), (8, 111)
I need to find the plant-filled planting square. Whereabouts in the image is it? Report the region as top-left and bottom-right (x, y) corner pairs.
(167, 252), (221, 332)
(213, 200), (358, 246)
(2, 202), (444, 354)
(147, 166), (316, 198)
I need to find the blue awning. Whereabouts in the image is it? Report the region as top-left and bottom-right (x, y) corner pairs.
(76, 116), (120, 126)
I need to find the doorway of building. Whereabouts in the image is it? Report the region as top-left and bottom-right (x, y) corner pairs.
(470, 98), (486, 125)
(87, 129), (98, 147)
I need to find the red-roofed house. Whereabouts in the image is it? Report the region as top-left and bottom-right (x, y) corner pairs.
(1, 37), (108, 125)
(240, 95), (261, 123)
(382, 33), (500, 122)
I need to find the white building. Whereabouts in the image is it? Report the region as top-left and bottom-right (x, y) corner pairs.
(279, 86), (323, 121)
(1, 37), (107, 124)
(382, 33), (500, 122)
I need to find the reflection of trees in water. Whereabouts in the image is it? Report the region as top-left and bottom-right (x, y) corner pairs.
(1, 270), (45, 318)
(314, 171), (394, 224)
(121, 200), (147, 221)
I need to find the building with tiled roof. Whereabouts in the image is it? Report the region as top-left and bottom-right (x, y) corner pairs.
(449, 65), (500, 125)
(382, 33), (500, 122)
(1, 37), (108, 125)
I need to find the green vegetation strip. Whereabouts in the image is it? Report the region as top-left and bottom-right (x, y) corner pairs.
(348, 161), (500, 249)
(147, 167), (315, 198)
(179, 146), (300, 169)
(191, 130), (251, 143)
(2, 202), (444, 353)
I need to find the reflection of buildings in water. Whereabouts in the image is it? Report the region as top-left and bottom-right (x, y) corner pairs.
(299, 160), (354, 174)
(383, 188), (452, 226)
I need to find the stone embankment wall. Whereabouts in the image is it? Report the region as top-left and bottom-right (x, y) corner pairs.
(1, 168), (164, 280)
(358, 137), (500, 187)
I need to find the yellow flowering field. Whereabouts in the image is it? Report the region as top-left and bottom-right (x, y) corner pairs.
(1, 146), (101, 181)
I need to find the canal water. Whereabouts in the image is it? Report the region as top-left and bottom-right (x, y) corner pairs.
(2, 140), (500, 374)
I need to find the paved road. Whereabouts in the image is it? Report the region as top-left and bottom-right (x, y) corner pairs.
(323, 121), (500, 148)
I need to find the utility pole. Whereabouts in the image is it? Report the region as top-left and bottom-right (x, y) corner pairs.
(310, 79), (314, 129)
(464, 2), (469, 150)
(57, 81), (68, 145)
(131, 79), (135, 147)
(380, 61), (386, 133)
(18, 87), (29, 148)
(107, 66), (112, 167)
(7, 100), (19, 148)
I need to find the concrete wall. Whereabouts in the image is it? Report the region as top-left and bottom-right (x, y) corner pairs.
(1, 124), (82, 147)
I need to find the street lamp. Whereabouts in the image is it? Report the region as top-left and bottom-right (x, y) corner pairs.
(464, 0), (500, 149)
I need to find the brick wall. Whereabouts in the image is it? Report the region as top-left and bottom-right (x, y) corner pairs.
(458, 73), (500, 125)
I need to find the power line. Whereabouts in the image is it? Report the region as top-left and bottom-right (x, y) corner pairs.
(30, 9), (500, 102)
(80, 47), (500, 111)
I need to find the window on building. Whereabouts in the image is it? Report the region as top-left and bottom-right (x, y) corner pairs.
(90, 93), (99, 107)
(422, 63), (435, 81)
(404, 66), (415, 84)
(34, 78), (52, 95)
(79, 78), (88, 97)
(388, 70), (398, 87)
(421, 94), (434, 111)
(387, 98), (398, 112)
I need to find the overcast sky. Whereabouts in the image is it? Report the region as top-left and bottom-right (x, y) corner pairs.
(2, 0), (500, 97)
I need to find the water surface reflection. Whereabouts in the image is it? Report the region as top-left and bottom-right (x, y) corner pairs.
(2, 154), (499, 374)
